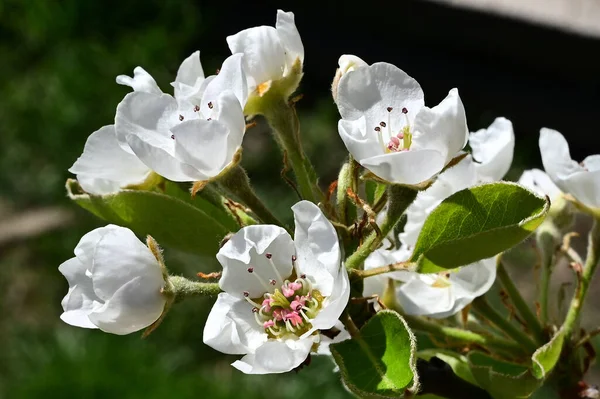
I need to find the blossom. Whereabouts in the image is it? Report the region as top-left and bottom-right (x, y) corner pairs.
(58, 225), (166, 335)
(469, 117), (515, 181)
(115, 52), (248, 183)
(227, 10), (303, 96)
(68, 125), (151, 195)
(203, 201), (349, 374)
(335, 60), (469, 185)
(518, 168), (562, 201)
(539, 128), (600, 209)
(362, 118), (513, 317)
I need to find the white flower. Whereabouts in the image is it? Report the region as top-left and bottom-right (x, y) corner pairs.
(539, 128), (600, 209)
(469, 117), (515, 181)
(68, 125), (151, 195)
(394, 259), (496, 319)
(518, 168), (562, 201)
(336, 61), (469, 185)
(59, 225), (166, 335)
(227, 10), (303, 95)
(115, 52), (248, 182)
(203, 201), (349, 374)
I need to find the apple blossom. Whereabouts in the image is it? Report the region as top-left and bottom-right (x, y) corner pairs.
(59, 225), (166, 335)
(227, 10), (303, 97)
(335, 59), (469, 185)
(539, 128), (600, 209)
(114, 52), (248, 183)
(68, 125), (151, 195)
(203, 201), (349, 374)
(518, 168), (562, 201)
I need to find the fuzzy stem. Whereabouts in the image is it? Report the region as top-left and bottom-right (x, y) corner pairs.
(345, 185), (418, 270)
(537, 226), (559, 325)
(336, 157), (358, 225)
(262, 98), (320, 203)
(350, 261), (415, 279)
(472, 297), (538, 353)
(168, 276), (221, 300)
(219, 165), (286, 229)
(497, 260), (546, 345)
(562, 220), (600, 340)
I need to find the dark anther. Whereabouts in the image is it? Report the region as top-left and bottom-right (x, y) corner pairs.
(380, 121), (387, 127)
(179, 114), (184, 121)
(402, 107), (408, 114)
(247, 267), (254, 273)
(387, 106), (393, 112)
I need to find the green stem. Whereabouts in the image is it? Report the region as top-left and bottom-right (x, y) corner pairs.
(219, 165), (287, 229)
(345, 185), (418, 270)
(497, 260), (546, 345)
(403, 314), (524, 354)
(536, 226), (559, 325)
(472, 297), (538, 353)
(336, 157), (358, 225)
(350, 261), (415, 279)
(168, 276), (221, 300)
(262, 99), (320, 203)
(562, 219), (600, 340)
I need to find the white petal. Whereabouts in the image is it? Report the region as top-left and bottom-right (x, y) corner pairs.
(88, 275), (166, 335)
(200, 54), (248, 115)
(87, 225), (163, 302)
(400, 157), (477, 246)
(338, 117), (382, 162)
(540, 128), (600, 208)
(114, 91), (178, 152)
(451, 258), (497, 300)
(128, 134), (202, 182)
(337, 54), (368, 75)
(539, 128), (583, 182)
(309, 265), (349, 331)
(292, 201), (340, 295)
(361, 149), (446, 185)
(397, 276), (456, 318)
(469, 117), (515, 181)
(517, 169), (562, 200)
(227, 25), (285, 88)
(58, 257), (101, 329)
(173, 51), (205, 101)
(203, 293), (267, 355)
(69, 125), (150, 195)
(275, 10), (304, 73)
(412, 88), (469, 165)
(172, 119), (231, 180)
(336, 62), (424, 129)
(232, 337), (314, 374)
(116, 67), (161, 94)
(217, 225), (296, 298)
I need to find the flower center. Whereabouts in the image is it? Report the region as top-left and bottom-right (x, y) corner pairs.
(242, 254), (324, 338)
(430, 272), (452, 288)
(374, 106), (412, 154)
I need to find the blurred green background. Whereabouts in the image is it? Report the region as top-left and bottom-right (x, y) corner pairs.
(1, 0), (599, 398)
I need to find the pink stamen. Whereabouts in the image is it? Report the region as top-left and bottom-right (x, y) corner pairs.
(272, 309), (284, 321)
(263, 320), (275, 329)
(262, 298), (273, 312)
(283, 310), (303, 327)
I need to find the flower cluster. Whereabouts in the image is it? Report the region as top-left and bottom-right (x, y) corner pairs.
(57, 7), (600, 392)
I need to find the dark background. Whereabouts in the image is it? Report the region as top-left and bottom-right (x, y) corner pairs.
(1, 0), (598, 397)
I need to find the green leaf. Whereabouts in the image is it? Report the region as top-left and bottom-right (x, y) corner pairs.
(330, 310), (418, 398)
(411, 182), (549, 273)
(468, 351), (541, 399)
(66, 179), (234, 256)
(531, 327), (565, 379)
(418, 349), (479, 386)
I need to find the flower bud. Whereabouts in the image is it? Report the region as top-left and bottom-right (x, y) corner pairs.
(58, 225), (167, 335)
